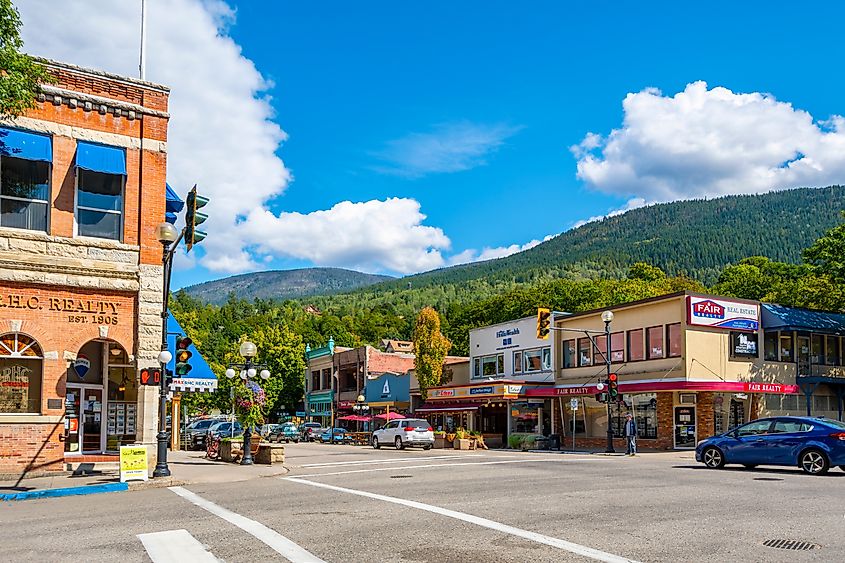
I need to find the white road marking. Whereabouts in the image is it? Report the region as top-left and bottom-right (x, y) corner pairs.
(293, 457), (601, 478)
(300, 454), (485, 467)
(169, 486), (325, 563)
(285, 478), (639, 563)
(137, 529), (219, 563)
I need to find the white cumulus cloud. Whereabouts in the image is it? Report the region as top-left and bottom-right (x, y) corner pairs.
(449, 235), (556, 266)
(573, 81), (845, 201)
(240, 198), (450, 275)
(373, 121), (521, 178)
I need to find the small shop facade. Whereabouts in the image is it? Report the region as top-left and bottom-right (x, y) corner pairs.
(541, 291), (837, 450)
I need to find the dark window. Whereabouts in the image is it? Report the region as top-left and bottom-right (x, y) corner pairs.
(513, 351), (523, 373)
(594, 335), (607, 364)
(610, 332), (624, 363)
(779, 334), (793, 362)
(666, 323), (681, 357)
(826, 336), (840, 366)
(764, 331), (778, 361)
(562, 340), (576, 369)
(577, 338), (592, 367)
(811, 334), (824, 365)
(627, 329), (644, 361)
(311, 371), (320, 390)
(646, 326), (663, 360)
(730, 332), (758, 358)
(0, 156), (49, 232)
(77, 169), (123, 240)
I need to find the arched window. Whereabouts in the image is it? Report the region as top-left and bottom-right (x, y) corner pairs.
(0, 333), (43, 414)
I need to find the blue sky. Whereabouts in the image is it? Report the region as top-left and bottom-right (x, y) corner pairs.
(19, 2), (845, 289)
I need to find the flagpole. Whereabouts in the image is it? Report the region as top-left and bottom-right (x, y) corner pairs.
(139, 0), (147, 80)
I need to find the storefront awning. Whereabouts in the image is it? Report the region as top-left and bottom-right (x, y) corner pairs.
(165, 183), (184, 224)
(0, 127), (52, 161)
(76, 141), (126, 175)
(166, 312), (218, 393)
(526, 379), (800, 397)
(416, 402), (480, 413)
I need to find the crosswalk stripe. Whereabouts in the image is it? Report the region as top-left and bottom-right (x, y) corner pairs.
(169, 486), (326, 563)
(137, 529), (219, 563)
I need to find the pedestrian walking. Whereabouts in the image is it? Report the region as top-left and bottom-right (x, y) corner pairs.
(624, 413), (637, 456)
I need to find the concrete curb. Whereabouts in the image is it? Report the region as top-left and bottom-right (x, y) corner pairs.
(0, 482), (128, 502)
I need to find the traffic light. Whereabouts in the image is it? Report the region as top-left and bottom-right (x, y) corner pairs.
(536, 307), (551, 340)
(185, 185), (209, 252)
(608, 373), (619, 400)
(595, 392), (608, 403)
(174, 336), (193, 377)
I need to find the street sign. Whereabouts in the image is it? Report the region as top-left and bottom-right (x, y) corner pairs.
(570, 398), (579, 410)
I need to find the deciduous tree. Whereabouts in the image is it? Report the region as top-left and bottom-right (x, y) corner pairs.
(413, 307), (451, 400)
(0, 0), (50, 118)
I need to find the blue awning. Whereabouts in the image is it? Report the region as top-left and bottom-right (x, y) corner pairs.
(76, 141), (126, 175)
(165, 183), (184, 224)
(762, 303), (845, 335)
(166, 312), (218, 393)
(0, 127), (52, 161)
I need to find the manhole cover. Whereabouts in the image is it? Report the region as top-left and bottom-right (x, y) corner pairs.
(763, 539), (820, 551)
(390, 475), (413, 479)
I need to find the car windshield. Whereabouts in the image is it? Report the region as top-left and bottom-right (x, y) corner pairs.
(191, 420), (215, 430)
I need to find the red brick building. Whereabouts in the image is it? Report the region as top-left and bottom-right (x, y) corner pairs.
(0, 60), (169, 477)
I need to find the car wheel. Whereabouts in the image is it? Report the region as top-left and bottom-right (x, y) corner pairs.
(423, 444), (432, 450)
(395, 436), (404, 450)
(702, 446), (725, 469)
(800, 448), (829, 475)
(372, 436), (381, 449)
(742, 464), (757, 469)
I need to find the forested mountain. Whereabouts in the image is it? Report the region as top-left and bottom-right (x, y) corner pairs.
(181, 268), (393, 304)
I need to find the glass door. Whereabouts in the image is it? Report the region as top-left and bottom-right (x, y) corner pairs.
(81, 388), (104, 452)
(64, 387), (82, 454)
(674, 406), (696, 449)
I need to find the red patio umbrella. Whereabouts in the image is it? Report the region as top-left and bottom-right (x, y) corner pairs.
(375, 412), (405, 421)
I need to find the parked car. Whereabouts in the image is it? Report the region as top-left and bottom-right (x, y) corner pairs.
(320, 427), (351, 443)
(260, 424), (281, 438)
(187, 418), (223, 450)
(300, 422), (325, 442)
(372, 418), (434, 450)
(206, 421), (244, 445)
(269, 423), (300, 443)
(696, 416), (845, 475)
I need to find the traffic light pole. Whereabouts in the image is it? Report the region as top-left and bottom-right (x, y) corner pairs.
(603, 319), (615, 454)
(154, 227), (184, 479)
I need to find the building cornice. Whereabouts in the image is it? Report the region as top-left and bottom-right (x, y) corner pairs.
(36, 57), (170, 93)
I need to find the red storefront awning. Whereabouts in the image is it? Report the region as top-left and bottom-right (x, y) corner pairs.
(525, 380), (801, 397)
(416, 402), (480, 413)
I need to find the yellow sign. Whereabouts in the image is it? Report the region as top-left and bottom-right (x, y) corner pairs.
(119, 445), (149, 482)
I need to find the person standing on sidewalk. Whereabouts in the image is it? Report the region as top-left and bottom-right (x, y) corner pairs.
(624, 413), (637, 456)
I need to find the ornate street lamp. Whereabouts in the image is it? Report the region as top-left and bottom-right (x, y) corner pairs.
(225, 340), (271, 465)
(353, 394), (370, 433)
(600, 310), (615, 454)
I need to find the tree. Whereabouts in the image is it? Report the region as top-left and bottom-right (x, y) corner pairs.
(803, 214), (845, 285)
(0, 0), (50, 118)
(249, 325), (306, 418)
(412, 307), (451, 400)
(627, 262), (666, 282)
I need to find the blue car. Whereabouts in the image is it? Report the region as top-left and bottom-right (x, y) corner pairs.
(695, 416), (845, 475)
(320, 427), (350, 443)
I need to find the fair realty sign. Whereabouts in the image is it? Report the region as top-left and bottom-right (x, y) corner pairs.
(687, 296), (759, 331)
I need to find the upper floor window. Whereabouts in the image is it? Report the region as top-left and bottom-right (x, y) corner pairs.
(826, 336), (840, 366)
(562, 340), (576, 369)
(311, 370), (320, 390)
(0, 128), (52, 233)
(666, 323), (681, 357)
(473, 353), (504, 378)
(646, 326), (664, 359)
(577, 338), (592, 367)
(520, 347), (551, 373)
(764, 331), (778, 361)
(627, 329), (644, 361)
(610, 332), (624, 362)
(75, 141), (126, 241)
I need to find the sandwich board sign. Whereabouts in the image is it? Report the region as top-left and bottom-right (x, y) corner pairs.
(119, 445), (149, 482)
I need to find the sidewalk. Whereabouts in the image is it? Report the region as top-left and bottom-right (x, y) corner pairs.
(0, 450), (288, 501)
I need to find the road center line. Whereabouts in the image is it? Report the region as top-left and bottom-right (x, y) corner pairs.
(292, 457), (600, 478)
(285, 477), (637, 563)
(137, 529), (219, 563)
(300, 454), (484, 467)
(169, 486), (325, 563)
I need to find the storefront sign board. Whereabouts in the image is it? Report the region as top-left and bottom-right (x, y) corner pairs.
(119, 446), (148, 482)
(687, 296), (759, 331)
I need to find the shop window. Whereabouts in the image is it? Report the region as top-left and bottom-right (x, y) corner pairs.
(610, 332), (624, 363)
(782, 394), (799, 411)
(811, 334), (824, 365)
(76, 169), (123, 240)
(763, 331), (778, 361)
(826, 336), (840, 366)
(666, 323), (681, 357)
(511, 402), (541, 433)
(562, 340), (576, 369)
(522, 347), (551, 372)
(513, 351), (522, 373)
(577, 338), (592, 367)
(627, 329), (644, 361)
(0, 156), (50, 232)
(0, 333), (43, 414)
(646, 326), (664, 359)
(779, 334), (793, 362)
(608, 393), (658, 439)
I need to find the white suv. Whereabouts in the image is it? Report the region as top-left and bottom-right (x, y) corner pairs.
(373, 419), (434, 450)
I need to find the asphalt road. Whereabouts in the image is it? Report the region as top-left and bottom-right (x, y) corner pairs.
(2, 443), (843, 562)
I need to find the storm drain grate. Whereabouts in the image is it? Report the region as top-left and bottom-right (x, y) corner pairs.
(390, 475), (413, 479)
(763, 539), (820, 551)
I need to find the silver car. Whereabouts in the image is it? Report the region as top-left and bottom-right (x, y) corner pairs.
(372, 419), (434, 450)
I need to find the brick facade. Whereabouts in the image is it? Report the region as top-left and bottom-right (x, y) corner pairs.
(0, 60), (170, 478)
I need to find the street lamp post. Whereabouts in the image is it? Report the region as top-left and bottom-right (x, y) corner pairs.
(601, 310), (615, 454)
(353, 394), (370, 433)
(153, 222), (180, 478)
(225, 341), (271, 465)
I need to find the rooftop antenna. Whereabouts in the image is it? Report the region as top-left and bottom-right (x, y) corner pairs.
(139, 0), (147, 80)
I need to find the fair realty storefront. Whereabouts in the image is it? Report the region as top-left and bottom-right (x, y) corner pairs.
(548, 292), (804, 450)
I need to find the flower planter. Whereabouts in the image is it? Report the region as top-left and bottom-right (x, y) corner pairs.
(433, 436), (447, 449)
(453, 438), (473, 450)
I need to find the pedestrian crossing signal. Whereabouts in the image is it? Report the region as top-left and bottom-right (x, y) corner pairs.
(536, 307), (551, 340)
(140, 368), (161, 386)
